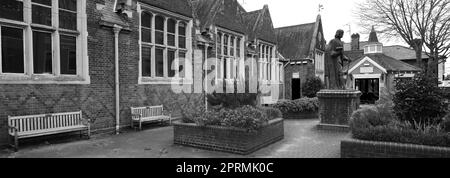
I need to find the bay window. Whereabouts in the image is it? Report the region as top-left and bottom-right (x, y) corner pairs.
(0, 0), (89, 84)
(139, 4), (193, 84)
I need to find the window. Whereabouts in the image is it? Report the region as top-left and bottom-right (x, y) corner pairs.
(0, 0), (89, 84)
(139, 9), (191, 82)
(60, 35), (77, 75)
(217, 30), (244, 80)
(32, 0), (52, 26)
(259, 42), (275, 81)
(1, 27), (24, 73)
(59, 0), (77, 30)
(0, 0), (24, 21)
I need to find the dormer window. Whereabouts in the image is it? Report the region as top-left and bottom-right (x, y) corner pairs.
(364, 44), (383, 54)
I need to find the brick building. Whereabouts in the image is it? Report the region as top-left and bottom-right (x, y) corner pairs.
(275, 15), (326, 100)
(0, 0), (282, 146)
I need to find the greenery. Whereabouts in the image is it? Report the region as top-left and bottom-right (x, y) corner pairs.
(259, 107), (283, 120)
(273, 97), (319, 114)
(206, 80), (258, 109)
(302, 77), (324, 98)
(393, 73), (449, 125)
(188, 105), (270, 132)
(350, 104), (450, 147)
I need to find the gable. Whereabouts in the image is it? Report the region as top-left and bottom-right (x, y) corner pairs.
(275, 23), (315, 60)
(349, 57), (387, 75)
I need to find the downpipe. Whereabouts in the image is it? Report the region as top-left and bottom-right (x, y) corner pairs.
(113, 25), (123, 135)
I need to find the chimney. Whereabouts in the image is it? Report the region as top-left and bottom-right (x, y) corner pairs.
(351, 33), (360, 50)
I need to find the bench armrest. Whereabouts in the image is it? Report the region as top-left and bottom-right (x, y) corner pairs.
(8, 125), (18, 134)
(132, 113), (142, 119)
(81, 119), (91, 125)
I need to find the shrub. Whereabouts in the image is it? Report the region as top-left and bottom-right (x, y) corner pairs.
(350, 104), (450, 147)
(273, 97), (319, 114)
(302, 77), (324, 98)
(393, 73), (449, 125)
(181, 104), (206, 124)
(259, 107), (283, 120)
(206, 80), (258, 109)
(443, 114), (450, 133)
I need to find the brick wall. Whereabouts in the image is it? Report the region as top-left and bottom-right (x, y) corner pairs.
(341, 139), (450, 158)
(0, 0), (203, 146)
(284, 62), (315, 100)
(173, 118), (284, 155)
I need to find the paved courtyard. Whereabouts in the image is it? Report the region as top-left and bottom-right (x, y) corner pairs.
(0, 119), (350, 158)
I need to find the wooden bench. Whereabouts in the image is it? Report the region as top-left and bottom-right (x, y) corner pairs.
(8, 111), (90, 151)
(131, 105), (171, 130)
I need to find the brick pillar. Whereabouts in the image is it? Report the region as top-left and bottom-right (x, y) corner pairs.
(317, 90), (361, 131)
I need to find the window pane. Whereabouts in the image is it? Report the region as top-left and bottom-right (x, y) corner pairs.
(155, 48), (164, 77)
(59, 10), (77, 30)
(167, 19), (175, 33)
(179, 52), (186, 78)
(32, 5), (52, 26)
(0, 0), (23, 21)
(223, 58), (228, 79)
(168, 34), (175, 46)
(155, 31), (164, 45)
(32, 0), (52, 6)
(33, 31), (52, 74)
(60, 35), (77, 75)
(168, 50), (175, 77)
(142, 47), (151, 77)
(178, 36), (186, 49)
(155, 16), (164, 31)
(1, 27), (24, 73)
(141, 12), (152, 28)
(179, 23), (186, 36)
(59, 0), (76, 11)
(142, 28), (151, 43)
(236, 38), (241, 57)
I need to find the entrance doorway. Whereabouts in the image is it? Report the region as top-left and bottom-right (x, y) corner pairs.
(355, 78), (380, 104)
(292, 78), (301, 100)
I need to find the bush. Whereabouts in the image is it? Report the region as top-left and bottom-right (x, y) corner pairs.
(302, 77), (324, 98)
(259, 107), (283, 120)
(393, 73), (449, 124)
(273, 97), (319, 114)
(181, 104), (206, 124)
(350, 104), (450, 147)
(443, 114), (450, 133)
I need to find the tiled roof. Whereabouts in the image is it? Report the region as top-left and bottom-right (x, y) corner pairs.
(140, 0), (193, 18)
(193, 0), (247, 34)
(275, 23), (316, 60)
(383, 45), (429, 60)
(242, 6), (277, 43)
(347, 53), (422, 72)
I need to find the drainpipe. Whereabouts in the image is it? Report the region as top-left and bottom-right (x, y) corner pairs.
(113, 24), (123, 135)
(204, 44), (209, 111)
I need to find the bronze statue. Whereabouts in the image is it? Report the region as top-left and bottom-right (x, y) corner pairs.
(325, 29), (351, 90)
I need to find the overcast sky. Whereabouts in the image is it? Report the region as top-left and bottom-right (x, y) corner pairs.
(240, 0), (406, 46)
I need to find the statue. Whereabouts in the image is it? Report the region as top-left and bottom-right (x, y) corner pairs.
(325, 29), (351, 90)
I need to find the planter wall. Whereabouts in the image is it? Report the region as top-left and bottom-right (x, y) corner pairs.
(341, 139), (450, 158)
(282, 112), (318, 120)
(173, 118), (284, 155)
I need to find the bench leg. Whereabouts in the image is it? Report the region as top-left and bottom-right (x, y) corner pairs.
(139, 121), (142, 131)
(14, 133), (18, 152)
(87, 127), (91, 139)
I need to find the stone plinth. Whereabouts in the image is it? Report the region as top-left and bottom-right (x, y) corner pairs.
(317, 90), (361, 130)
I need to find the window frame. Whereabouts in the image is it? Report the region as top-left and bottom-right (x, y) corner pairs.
(216, 27), (244, 82)
(258, 40), (275, 83)
(0, 0), (89, 84)
(138, 2), (193, 85)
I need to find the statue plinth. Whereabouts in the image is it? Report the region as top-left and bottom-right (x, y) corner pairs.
(317, 89), (361, 131)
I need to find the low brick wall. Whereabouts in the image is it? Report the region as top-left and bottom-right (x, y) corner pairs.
(283, 112), (318, 120)
(173, 118), (284, 155)
(341, 139), (450, 158)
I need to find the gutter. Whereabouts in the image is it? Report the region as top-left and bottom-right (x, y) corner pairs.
(113, 24), (123, 135)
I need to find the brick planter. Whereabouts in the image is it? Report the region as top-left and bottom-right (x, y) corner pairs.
(341, 139), (450, 158)
(173, 118), (284, 155)
(282, 112), (318, 120)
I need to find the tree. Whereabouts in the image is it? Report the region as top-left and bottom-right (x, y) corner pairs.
(356, 0), (450, 78)
(302, 77), (324, 98)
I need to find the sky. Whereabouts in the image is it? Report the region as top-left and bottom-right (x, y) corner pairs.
(240, 0), (449, 74)
(239, 0), (406, 46)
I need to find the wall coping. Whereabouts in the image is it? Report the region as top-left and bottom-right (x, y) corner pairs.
(317, 90), (362, 98)
(343, 138), (450, 152)
(173, 118), (284, 132)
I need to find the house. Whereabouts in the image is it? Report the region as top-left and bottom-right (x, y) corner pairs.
(0, 0), (282, 146)
(344, 27), (422, 104)
(344, 31), (446, 82)
(275, 15), (326, 100)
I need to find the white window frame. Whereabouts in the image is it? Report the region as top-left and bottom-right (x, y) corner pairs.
(215, 27), (245, 83)
(258, 40), (275, 83)
(0, 0), (90, 84)
(138, 2), (193, 85)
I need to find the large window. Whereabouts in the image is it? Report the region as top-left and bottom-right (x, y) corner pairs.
(216, 30), (243, 80)
(258, 42), (275, 82)
(139, 7), (191, 83)
(0, 0), (88, 83)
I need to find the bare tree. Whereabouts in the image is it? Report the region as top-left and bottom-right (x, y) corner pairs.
(356, 0), (450, 78)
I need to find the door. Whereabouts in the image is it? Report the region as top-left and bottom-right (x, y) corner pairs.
(292, 79), (301, 100)
(355, 78), (380, 104)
